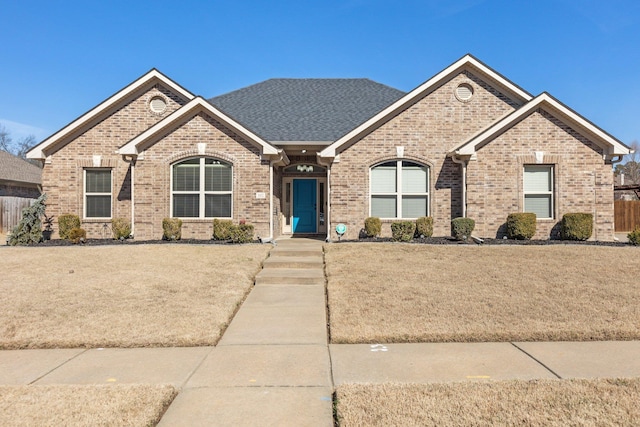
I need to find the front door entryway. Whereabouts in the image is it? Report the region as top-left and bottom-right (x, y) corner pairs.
(293, 179), (317, 233)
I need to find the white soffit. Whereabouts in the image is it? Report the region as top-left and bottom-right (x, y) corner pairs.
(320, 54), (533, 158)
(119, 97), (279, 156)
(453, 93), (631, 156)
(27, 69), (195, 159)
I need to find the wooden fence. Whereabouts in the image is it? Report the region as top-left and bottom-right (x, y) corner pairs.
(614, 200), (640, 232)
(0, 196), (35, 234)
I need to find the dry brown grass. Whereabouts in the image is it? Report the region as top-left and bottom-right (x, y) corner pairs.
(326, 243), (640, 343)
(0, 384), (176, 426)
(0, 244), (270, 349)
(336, 379), (640, 426)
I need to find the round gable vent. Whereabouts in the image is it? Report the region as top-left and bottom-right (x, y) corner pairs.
(149, 96), (167, 114)
(455, 83), (474, 102)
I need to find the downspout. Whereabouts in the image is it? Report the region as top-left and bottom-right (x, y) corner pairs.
(122, 155), (136, 238)
(450, 154), (467, 218)
(317, 155), (333, 242)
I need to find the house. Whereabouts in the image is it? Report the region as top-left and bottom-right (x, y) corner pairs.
(26, 55), (632, 241)
(0, 150), (42, 198)
(0, 150), (42, 234)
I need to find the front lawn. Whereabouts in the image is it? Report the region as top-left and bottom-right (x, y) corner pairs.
(0, 244), (270, 349)
(326, 243), (640, 343)
(0, 384), (176, 426)
(336, 379), (640, 426)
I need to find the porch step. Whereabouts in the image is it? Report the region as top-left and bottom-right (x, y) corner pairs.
(255, 268), (325, 286)
(263, 256), (324, 269)
(269, 248), (322, 257)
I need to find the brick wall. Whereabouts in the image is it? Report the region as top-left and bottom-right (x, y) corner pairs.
(329, 70), (522, 240)
(467, 108), (614, 240)
(135, 112), (271, 240)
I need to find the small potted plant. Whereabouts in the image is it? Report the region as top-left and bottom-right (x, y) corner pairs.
(42, 214), (54, 241)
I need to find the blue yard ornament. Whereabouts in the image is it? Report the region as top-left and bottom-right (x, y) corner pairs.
(336, 223), (347, 236)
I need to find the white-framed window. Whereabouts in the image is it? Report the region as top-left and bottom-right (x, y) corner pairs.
(524, 165), (554, 219)
(84, 169), (112, 218)
(370, 160), (429, 219)
(171, 157), (232, 218)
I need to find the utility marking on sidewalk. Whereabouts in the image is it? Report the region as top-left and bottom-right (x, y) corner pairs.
(370, 344), (388, 352)
(466, 375), (491, 379)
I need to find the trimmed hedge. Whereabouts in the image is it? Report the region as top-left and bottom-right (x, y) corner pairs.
(68, 227), (86, 244)
(451, 217), (475, 241)
(391, 221), (416, 242)
(415, 216), (434, 238)
(58, 214), (81, 240)
(627, 226), (640, 246)
(229, 224), (254, 243)
(162, 218), (183, 241)
(560, 213), (593, 241)
(364, 217), (382, 238)
(506, 213), (536, 240)
(111, 218), (131, 240)
(213, 219), (234, 240)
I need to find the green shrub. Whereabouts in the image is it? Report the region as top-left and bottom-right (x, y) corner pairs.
(229, 224), (254, 243)
(364, 217), (382, 238)
(560, 213), (593, 241)
(162, 218), (183, 241)
(68, 227), (86, 244)
(391, 221), (416, 242)
(627, 226), (640, 246)
(58, 213), (81, 240)
(451, 217), (475, 241)
(9, 194), (47, 246)
(213, 219), (234, 240)
(111, 218), (131, 240)
(415, 216), (434, 238)
(506, 213), (536, 240)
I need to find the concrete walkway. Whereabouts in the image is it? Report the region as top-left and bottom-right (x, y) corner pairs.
(2, 237), (640, 426)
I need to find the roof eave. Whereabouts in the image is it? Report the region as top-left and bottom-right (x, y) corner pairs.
(118, 97), (279, 157)
(26, 69), (196, 160)
(320, 54), (533, 159)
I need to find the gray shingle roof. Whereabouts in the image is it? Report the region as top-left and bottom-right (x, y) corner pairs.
(208, 79), (405, 142)
(0, 150), (42, 185)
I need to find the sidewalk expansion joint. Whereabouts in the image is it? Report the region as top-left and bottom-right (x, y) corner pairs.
(510, 342), (562, 379)
(29, 348), (90, 385)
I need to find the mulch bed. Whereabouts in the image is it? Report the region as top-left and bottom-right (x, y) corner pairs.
(338, 236), (631, 247)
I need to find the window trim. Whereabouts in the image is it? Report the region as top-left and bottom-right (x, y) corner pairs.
(523, 164), (554, 220)
(170, 157), (233, 219)
(369, 159), (430, 219)
(83, 168), (112, 219)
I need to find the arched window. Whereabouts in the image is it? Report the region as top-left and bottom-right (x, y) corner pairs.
(370, 160), (429, 219)
(171, 157), (232, 218)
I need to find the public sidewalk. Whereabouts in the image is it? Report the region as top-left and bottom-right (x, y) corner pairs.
(1, 237), (640, 426)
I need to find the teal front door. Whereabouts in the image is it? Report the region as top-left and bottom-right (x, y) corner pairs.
(293, 179), (317, 233)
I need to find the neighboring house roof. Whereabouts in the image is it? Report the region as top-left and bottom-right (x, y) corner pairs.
(118, 97), (286, 162)
(0, 150), (42, 185)
(27, 69), (195, 160)
(319, 54), (533, 158)
(209, 78), (406, 143)
(450, 92), (631, 158)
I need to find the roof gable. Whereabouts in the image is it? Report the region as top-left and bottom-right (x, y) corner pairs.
(118, 97), (281, 158)
(27, 69), (195, 159)
(319, 54), (533, 158)
(450, 92), (632, 158)
(209, 78), (405, 142)
(0, 151), (42, 185)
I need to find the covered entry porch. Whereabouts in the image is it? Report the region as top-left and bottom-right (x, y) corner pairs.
(280, 162), (327, 235)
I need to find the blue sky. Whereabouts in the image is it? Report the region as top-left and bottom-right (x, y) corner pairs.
(1, 0), (639, 148)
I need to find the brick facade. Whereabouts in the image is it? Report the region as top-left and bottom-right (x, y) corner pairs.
(34, 60), (624, 242)
(328, 71), (524, 240)
(467, 109), (614, 240)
